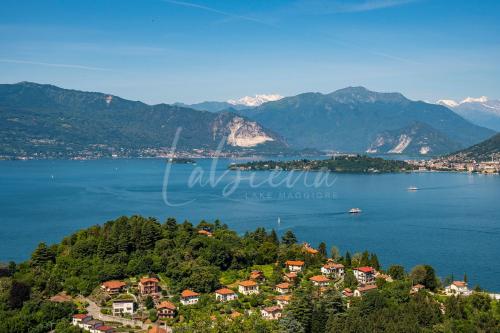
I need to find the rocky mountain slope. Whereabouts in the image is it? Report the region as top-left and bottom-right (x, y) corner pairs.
(0, 82), (287, 158)
(239, 87), (494, 155)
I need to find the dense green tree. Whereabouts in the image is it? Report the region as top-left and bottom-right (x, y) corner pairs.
(281, 230), (297, 246)
(329, 246), (340, 261)
(145, 295), (155, 309)
(279, 315), (305, 333)
(410, 265), (438, 290)
(8, 280), (31, 309)
(318, 242), (327, 258)
(288, 287), (313, 332)
(369, 253), (380, 271)
(387, 265), (406, 280)
(31, 243), (54, 266)
(344, 251), (352, 268)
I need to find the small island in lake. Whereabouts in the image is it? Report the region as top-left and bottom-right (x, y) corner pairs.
(229, 155), (416, 173)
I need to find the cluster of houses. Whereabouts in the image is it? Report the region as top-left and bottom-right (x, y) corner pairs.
(72, 241), (476, 329)
(71, 314), (114, 333)
(408, 159), (500, 174)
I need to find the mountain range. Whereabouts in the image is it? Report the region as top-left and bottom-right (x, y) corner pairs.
(237, 87), (495, 155)
(0, 82), (496, 159)
(176, 94), (283, 112)
(437, 97), (500, 132)
(0, 82), (287, 159)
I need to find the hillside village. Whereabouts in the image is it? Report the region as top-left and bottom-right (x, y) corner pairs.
(68, 238), (481, 333)
(1, 216), (498, 333)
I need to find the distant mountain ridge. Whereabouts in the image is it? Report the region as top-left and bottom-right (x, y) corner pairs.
(437, 96), (500, 131)
(176, 94), (283, 112)
(447, 133), (500, 162)
(0, 82), (287, 158)
(238, 87), (494, 155)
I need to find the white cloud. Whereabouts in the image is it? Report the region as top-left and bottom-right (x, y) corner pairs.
(0, 58), (111, 71)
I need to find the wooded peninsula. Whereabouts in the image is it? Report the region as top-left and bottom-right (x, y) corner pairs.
(229, 155), (416, 173)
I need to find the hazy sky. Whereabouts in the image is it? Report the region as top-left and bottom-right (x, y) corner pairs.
(1, 0), (499, 104)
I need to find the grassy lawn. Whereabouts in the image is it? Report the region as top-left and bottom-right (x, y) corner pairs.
(252, 264), (274, 279)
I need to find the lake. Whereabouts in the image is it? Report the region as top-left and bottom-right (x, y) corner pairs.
(0, 158), (499, 291)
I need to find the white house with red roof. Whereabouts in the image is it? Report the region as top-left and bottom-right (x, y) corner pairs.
(285, 260), (305, 272)
(275, 295), (291, 308)
(309, 275), (331, 287)
(72, 313), (92, 327)
(354, 284), (378, 297)
(101, 280), (126, 295)
(342, 288), (354, 298)
(238, 280), (259, 295)
(411, 284), (425, 294)
(180, 289), (200, 305)
(261, 306), (282, 320)
(215, 288), (238, 302)
(321, 262), (345, 278)
(353, 266), (376, 284)
(445, 281), (471, 296)
(275, 282), (291, 294)
(156, 301), (176, 319)
(139, 277), (159, 295)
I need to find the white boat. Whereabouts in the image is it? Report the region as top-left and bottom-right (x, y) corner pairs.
(407, 186), (419, 191)
(349, 208), (362, 214)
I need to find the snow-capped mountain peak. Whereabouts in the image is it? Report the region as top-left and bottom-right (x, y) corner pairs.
(437, 96), (490, 108)
(461, 96), (489, 104)
(436, 99), (459, 108)
(227, 94), (283, 107)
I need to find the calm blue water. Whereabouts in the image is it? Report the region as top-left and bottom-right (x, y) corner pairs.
(0, 158), (499, 291)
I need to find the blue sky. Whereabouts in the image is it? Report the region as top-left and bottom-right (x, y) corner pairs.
(1, 0), (499, 104)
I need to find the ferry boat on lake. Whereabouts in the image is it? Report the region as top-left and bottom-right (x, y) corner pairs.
(407, 186), (419, 191)
(349, 208), (362, 214)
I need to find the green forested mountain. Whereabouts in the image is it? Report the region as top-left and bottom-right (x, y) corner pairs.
(0, 82), (287, 158)
(239, 87), (494, 155)
(447, 133), (500, 162)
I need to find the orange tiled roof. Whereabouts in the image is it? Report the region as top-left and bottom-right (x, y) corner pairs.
(263, 305), (282, 313)
(285, 260), (304, 266)
(102, 280), (126, 289)
(157, 301), (176, 310)
(230, 311), (242, 318)
(452, 281), (467, 287)
(73, 313), (90, 319)
(181, 289), (200, 298)
(275, 282), (290, 289)
(198, 230), (212, 236)
(309, 275), (330, 282)
(323, 263), (344, 269)
(140, 277), (159, 284)
(238, 280), (257, 287)
(156, 301), (177, 310)
(274, 295), (291, 301)
(355, 266), (375, 274)
(215, 287), (235, 295)
(285, 272), (297, 278)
